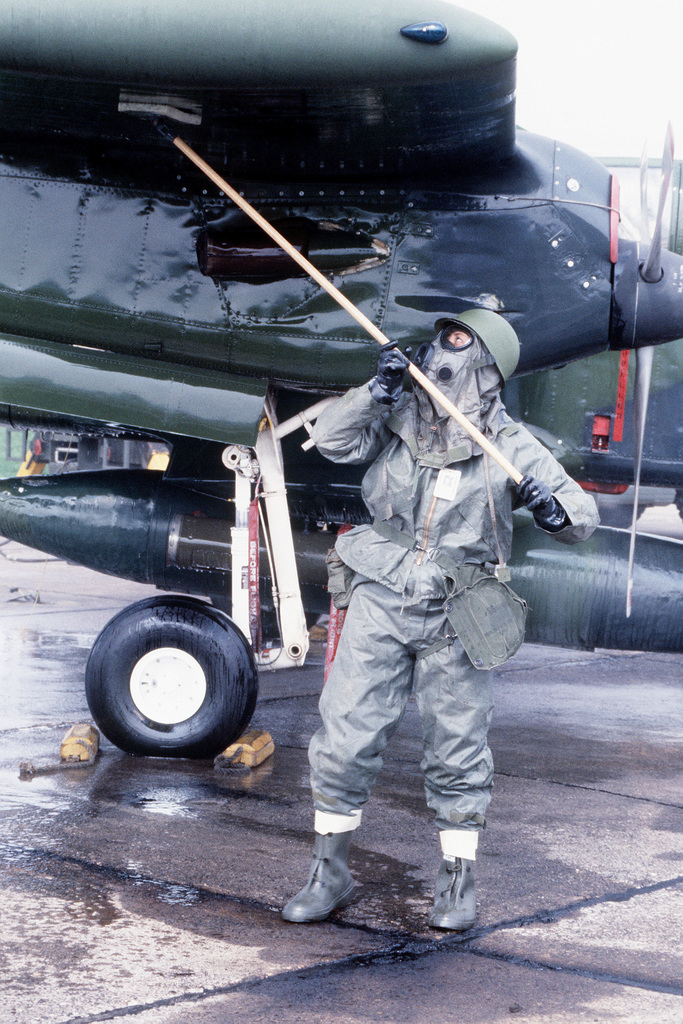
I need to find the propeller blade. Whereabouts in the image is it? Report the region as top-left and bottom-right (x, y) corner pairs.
(639, 142), (650, 244)
(626, 344), (654, 618)
(640, 122), (674, 283)
(628, 124), (675, 613)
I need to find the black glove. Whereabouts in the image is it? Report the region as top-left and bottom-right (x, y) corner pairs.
(369, 345), (410, 404)
(516, 475), (568, 532)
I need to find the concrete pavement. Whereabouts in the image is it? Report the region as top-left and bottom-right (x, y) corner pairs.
(0, 537), (681, 1024)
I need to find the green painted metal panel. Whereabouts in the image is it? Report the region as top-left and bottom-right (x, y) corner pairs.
(0, 332), (267, 445)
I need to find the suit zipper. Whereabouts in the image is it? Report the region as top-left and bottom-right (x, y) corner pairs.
(416, 490), (439, 565)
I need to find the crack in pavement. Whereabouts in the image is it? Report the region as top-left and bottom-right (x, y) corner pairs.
(457, 873), (683, 941)
(2, 841), (681, 1022)
(463, 945), (683, 997)
(493, 769), (683, 810)
(54, 898), (683, 1024)
(3, 839), (682, 939)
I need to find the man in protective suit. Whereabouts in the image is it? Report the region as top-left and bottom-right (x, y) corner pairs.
(282, 309), (599, 930)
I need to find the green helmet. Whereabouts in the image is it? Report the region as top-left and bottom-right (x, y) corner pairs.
(434, 309), (520, 381)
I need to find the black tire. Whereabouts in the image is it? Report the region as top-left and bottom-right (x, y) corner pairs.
(85, 596), (258, 758)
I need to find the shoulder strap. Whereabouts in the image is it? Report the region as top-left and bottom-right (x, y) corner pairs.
(371, 517), (417, 550)
(371, 517), (463, 579)
(385, 410), (419, 458)
(482, 453), (511, 581)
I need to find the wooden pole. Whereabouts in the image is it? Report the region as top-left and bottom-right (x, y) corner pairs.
(172, 135), (523, 485)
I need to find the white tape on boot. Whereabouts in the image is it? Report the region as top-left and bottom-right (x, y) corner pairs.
(439, 829), (479, 861)
(314, 809), (362, 835)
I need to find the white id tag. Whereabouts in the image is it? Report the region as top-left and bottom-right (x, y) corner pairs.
(433, 468), (462, 501)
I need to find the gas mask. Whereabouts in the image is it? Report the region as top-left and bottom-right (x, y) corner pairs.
(414, 324), (475, 370)
(410, 324), (504, 458)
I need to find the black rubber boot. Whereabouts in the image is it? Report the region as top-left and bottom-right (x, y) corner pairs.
(428, 857), (476, 930)
(282, 831), (355, 923)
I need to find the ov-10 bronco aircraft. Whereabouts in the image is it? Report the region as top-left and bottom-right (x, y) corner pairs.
(0, 1), (681, 758)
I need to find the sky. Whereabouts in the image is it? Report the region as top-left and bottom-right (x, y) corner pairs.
(469, 1), (682, 160)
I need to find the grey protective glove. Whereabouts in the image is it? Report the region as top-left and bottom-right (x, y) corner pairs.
(516, 475), (569, 532)
(369, 345), (410, 404)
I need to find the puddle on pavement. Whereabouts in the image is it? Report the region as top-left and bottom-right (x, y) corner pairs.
(0, 834), (320, 945)
(0, 830), (436, 950)
(84, 750), (296, 821)
(349, 845), (434, 935)
(124, 863), (209, 906)
(0, 841), (122, 926)
(0, 847), (218, 942)
(118, 786), (199, 818)
(0, 767), (74, 813)
(0, 751), (445, 944)
(0, 626), (92, 731)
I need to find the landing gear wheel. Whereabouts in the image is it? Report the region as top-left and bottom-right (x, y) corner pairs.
(85, 596), (258, 758)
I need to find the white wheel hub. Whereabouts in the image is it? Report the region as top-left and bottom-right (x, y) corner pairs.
(129, 647), (207, 725)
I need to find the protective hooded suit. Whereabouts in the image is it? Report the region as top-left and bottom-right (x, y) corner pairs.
(282, 310), (599, 929)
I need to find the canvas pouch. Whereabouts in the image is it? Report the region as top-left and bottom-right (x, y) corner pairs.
(442, 565), (527, 670)
(325, 547), (356, 610)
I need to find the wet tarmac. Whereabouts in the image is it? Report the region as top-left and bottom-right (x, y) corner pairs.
(1, 527), (682, 1024)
